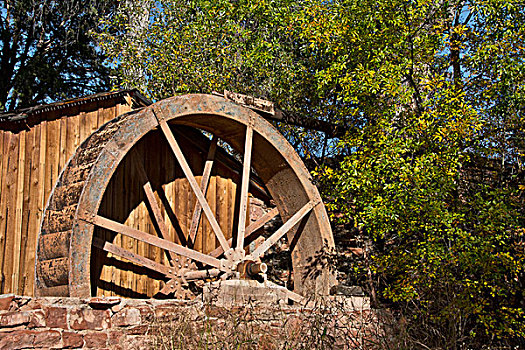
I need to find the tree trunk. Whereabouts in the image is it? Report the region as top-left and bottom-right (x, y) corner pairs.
(121, 0), (152, 91)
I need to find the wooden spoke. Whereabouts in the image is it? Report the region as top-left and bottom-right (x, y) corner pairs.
(184, 269), (220, 280)
(265, 281), (305, 304)
(244, 207), (279, 240)
(131, 155), (186, 264)
(236, 125), (253, 250)
(188, 135), (218, 244)
(158, 121), (230, 253)
(92, 237), (176, 278)
(94, 236), (222, 284)
(250, 201), (316, 260)
(209, 207), (279, 258)
(175, 129), (270, 200)
(91, 215), (223, 270)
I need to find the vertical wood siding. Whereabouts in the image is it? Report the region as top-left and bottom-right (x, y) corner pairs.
(0, 98), (133, 296)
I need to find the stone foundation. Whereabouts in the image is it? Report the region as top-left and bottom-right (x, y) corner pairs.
(0, 292), (378, 349)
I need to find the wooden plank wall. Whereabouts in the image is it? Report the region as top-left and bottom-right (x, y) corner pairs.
(92, 129), (241, 298)
(0, 97), (134, 296)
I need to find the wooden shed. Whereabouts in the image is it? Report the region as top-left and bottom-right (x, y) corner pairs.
(0, 92), (335, 300)
(0, 90), (150, 296)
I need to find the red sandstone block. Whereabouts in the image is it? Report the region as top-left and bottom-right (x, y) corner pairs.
(28, 309), (46, 328)
(19, 299), (42, 312)
(87, 296), (121, 309)
(108, 330), (123, 344)
(0, 295), (14, 311)
(69, 308), (111, 330)
(112, 307), (141, 327)
(45, 307), (68, 329)
(33, 330), (61, 348)
(0, 330), (36, 349)
(119, 334), (151, 349)
(0, 311), (30, 327)
(124, 325), (149, 335)
(83, 332), (108, 348)
(136, 306), (153, 323)
(110, 303), (124, 313)
(62, 331), (84, 348)
(153, 306), (175, 321)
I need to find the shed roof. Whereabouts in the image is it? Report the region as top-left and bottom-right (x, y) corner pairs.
(0, 89), (152, 124)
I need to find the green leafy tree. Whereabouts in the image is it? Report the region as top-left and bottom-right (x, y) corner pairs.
(0, 0), (114, 111)
(98, 0), (343, 159)
(100, 0), (525, 347)
(307, 0), (525, 346)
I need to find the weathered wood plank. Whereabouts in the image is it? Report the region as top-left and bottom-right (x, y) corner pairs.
(18, 128), (35, 294)
(132, 152), (179, 264)
(251, 201), (316, 260)
(3, 132), (20, 293)
(0, 131), (4, 197)
(189, 136), (217, 244)
(26, 123), (45, 295)
(236, 126), (253, 250)
(93, 237), (175, 278)
(123, 155), (134, 293)
(227, 178), (235, 241)
(44, 115), (60, 210)
(91, 215), (223, 270)
(159, 121), (230, 253)
(204, 177), (217, 254)
(73, 114), (81, 152)
(0, 131), (12, 293)
(64, 115), (79, 174)
(88, 109), (99, 136)
(58, 117), (68, 172)
(78, 111), (88, 145)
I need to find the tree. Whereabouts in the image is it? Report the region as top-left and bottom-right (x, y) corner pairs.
(98, 0), (343, 160)
(0, 0), (114, 111)
(307, 0), (525, 346)
(100, 0), (525, 347)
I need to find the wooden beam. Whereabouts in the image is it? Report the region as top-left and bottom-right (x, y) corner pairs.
(184, 269), (220, 280)
(251, 201), (316, 260)
(236, 125), (253, 250)
(158, 121), (230, 253)
(91, 215), (223, 270)
(92, 237), (175, 278)
(188, 136), (217, 244)
(265, 281), (305, 304)
(221, 90), (346, 138)
(174, 128), (270, 201)
(131, 155), (184, 261)
(94, 236), (222, 279)
(209, 207), (279, 258)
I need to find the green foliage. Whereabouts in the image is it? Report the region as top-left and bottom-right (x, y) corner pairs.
(311, 0), (525, 346)
(98, 0), (340, 158)
(100, 0), (525, 347)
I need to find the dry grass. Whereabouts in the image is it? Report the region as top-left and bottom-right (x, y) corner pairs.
(150, 297), (381, 350)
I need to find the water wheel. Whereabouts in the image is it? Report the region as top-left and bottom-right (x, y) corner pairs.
(35, 94), (335, 299)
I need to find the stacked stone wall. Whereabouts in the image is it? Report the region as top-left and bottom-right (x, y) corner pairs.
(0, 293), (377, 349)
